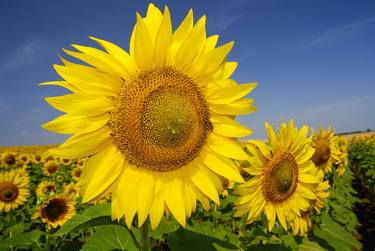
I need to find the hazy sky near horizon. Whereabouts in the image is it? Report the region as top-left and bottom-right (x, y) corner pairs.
(0, 0), (374, 146)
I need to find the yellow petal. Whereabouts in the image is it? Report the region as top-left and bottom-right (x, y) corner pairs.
(265, 204), (276, 231)
(175, 15), (206, 69)
(48, 126), (112, 159)
(133, 13), (154, 69)
(52, 63), (120, 96)
(42, 113), (109, 135)
(207, 83), (257, 104)
(115, 165), (141, 228)
(191, 41), (234, 78)
(168, 8), (193, 61)
(189, 160), (220, 204)
(143, 3), (163, 41)
(164, 173), (186, 226)
(137, 171), (155, 226)
(211, 115), (252, 138)
(153, 6), (172, 65)
(210, 99), (256, 115)
(204, 35), (219, 53)
(275, 206), (287, 230)
(149, 177), (165, 230)
(297, 185), (317, 200)
(45, 94), (113, 116)
(81, 144), (125, 202)
(70, 44), (127, 76)
(207, 133), (249, 160)
(222, 62), (238, 79)
(89, 36), (138, 75)
(201, 149), (244, 182)
(298, 173), (319, 184)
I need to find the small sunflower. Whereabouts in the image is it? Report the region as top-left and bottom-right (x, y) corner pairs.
(63, 182), (80, 200)
(36, 181), (57, 198)
(41, 3), (255, 229)
(0, 171), (30, 212)
(311, 127), (340, 174)
(34, 194), (76, 228)
(71, 166), (83, 181)
(235, 121), (320, 232)
(43, 160), (60, 177)
(60, 158), (72, 166)
(1, 152), (18, 167)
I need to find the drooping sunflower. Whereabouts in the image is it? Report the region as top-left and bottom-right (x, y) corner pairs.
(43, 160), (60, 177)
(234, 121), (320, 232)
(36, 181), (57, 198)
(0, 170), (30, 212)
(311, 127), (340, 174)
(41, 3), (255, 229)
(34, 194), (76, 228)
(334, 136), (348, 176)
(286, 168), (330, 236)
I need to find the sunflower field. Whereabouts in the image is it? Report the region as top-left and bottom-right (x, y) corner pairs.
(1, 3), (374, 251)
(1, 134), (374, 250)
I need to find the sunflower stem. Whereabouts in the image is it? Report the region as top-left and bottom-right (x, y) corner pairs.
(139, 219), (151, 251)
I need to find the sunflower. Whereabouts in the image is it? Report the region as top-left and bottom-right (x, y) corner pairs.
(311, 127), (340, 174)
(0, 171), (30, 212)
(34, 194), (75, 228)
(43, 160), (60, 177)
(1, 152), (18, 167)
(334, 136), (348, 176)
(287, 210), (312, 236)
(36, 181), (57, 198)
(71, 166), (83, 181)
(60, 158), (72, 166)
(41, 3), (255, 229)
(286, 168), (329, 236)
(63, 182), (80, 200)
(234, 121), (320, 232)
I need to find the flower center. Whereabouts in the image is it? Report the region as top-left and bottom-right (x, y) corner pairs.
(0, 182), (19, 202)
(5, 155), (16, 165)
(262, 152), (298, 202)
(41, 198), (68, 222)
(109, 67), (212, 172)
(312, 139), (331, 166)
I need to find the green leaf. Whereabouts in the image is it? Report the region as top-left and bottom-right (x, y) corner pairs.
(81, 224), (138, 251)
(150, 217), (180, 239)
(312, 212), (361, 251)
(167, 229), (239, 251)
(298, 238), (324, 251)
(0, 230), (42, 250)
(55, 202), (112, 236)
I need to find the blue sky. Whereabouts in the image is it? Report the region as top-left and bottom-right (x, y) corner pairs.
(0, 0), (374, 145)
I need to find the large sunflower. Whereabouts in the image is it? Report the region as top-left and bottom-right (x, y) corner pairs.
(0, 170), (30, 212)
(234, 121), (320, 232)
(34, 194), (76, 228)
(311, 127), (340, 174)
(41, 4), (255, 229)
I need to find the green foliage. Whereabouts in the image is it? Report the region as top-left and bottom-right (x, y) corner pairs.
(0, 230), (43, 250)
(81, 225), (138, 251)
(349, 139), (375, 199)
(55, 203), (112, 236)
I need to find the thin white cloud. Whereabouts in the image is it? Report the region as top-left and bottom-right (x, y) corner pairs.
(18, 131), (29, 136)
(0, 100), (8, 113)
(0, 36), (47, 72)
(306, 17), (375, 47)
(208, 0), (249, 32)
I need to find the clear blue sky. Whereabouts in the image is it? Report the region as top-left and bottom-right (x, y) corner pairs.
(0, 0), (374, 145)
